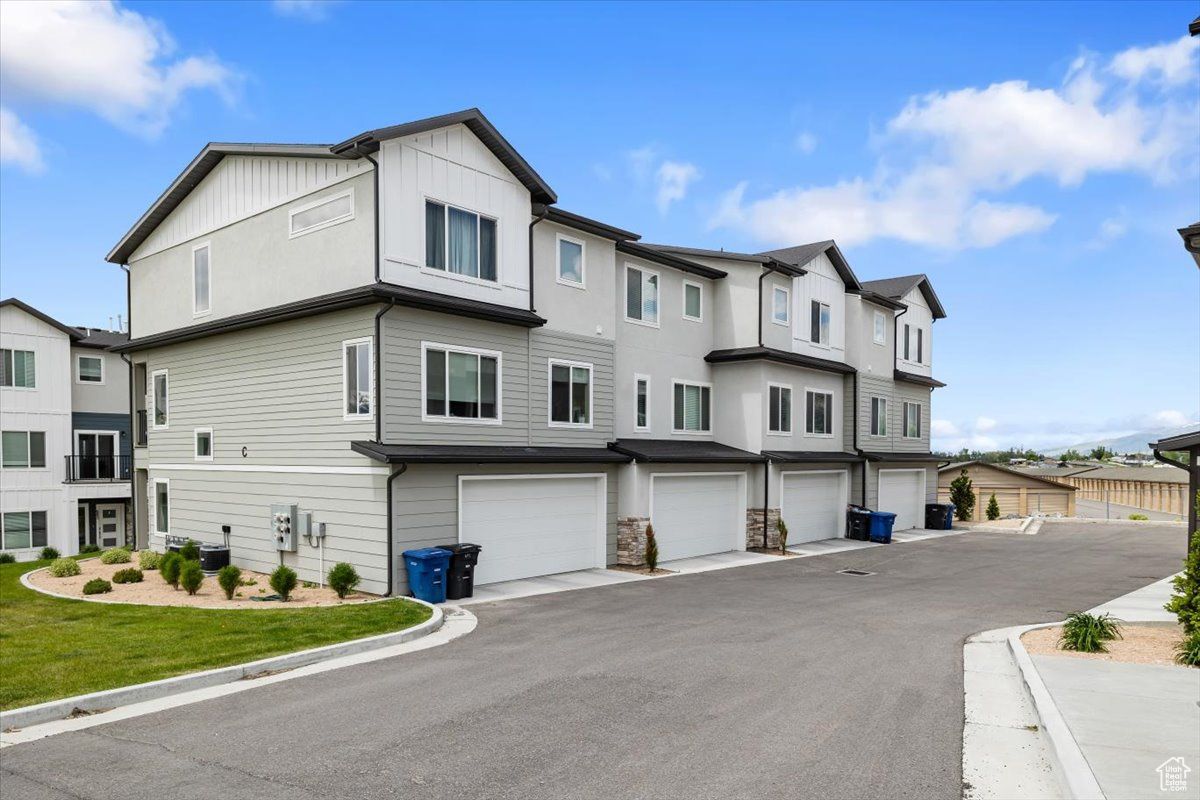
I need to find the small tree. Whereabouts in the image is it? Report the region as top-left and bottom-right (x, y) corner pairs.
(179, 540), (200, 561)
(644, 524), (659, 572)
(217, 564), (242, 600)
(40, 546), (60, 560)
(160, 552), (182, 589)
(270, 565), (298, 601)
(949, 469), (976, 521)
(1089, 446), (1114, 462)
(986, 493), (1001, 521)
(777, 518), (789, 554)
(179, 560), (204, 595)
(327, 562), (360, 599)
(1165, 492), (1200, 635)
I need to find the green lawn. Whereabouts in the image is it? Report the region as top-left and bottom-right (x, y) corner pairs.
(0, 558), (432, 710)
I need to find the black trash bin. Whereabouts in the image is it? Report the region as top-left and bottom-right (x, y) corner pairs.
(846, 506), (872, 541)
(924, 503), (951, 531)
(436, 543), (482, 600)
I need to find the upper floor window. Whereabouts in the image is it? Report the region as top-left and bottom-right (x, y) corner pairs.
(549, 360), (592, 427)
(152, 370), (169, 429)
(916, 329), (924, 364)
(773, 287), (790, 325)
(683, 281), (703, 322)
(625, 265), (659, 326)
(343, 338), (373, 420)
(423, 343), (500, 422)
(903, 402), (922, 438)
(873, 311), (886, 345)
(194, 428), (213, 461)
(810, 301), (830, 345)
(1, 349), (35, 388)
(903, 324), (911, 360)
(635, 375), (650, 430)
(2, 431), (46, 468)
(2, 510), (47, 550)
(425, 200), (497, 282)
(193, 243), (211, 317)
(673, 381), (711, 433)
(768, 384), (792, 434)
(76, 354), (104, 384)
(290, 189), (354, 237)
(870, 397), (887, 436)
(805, 390), (833, 436)
(557, 235), (585, 287)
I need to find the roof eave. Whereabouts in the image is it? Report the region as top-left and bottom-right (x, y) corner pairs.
(616, 241), (727, 280)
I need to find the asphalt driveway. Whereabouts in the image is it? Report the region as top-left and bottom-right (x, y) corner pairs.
(0, 522), (1184, 800)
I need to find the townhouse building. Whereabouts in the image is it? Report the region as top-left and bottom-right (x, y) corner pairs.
(1, 299), (131, 559)
(106, 109), (946, 594)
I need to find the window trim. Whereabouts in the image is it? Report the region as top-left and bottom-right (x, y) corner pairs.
(903, 401), (922, 439)
(810, 300), (831, 346)
(634, 373), (651, 432)
(682, 279), (704, 323)
(1, 348), (36, 390)
(153, 477), (170, 536)
(767, 382), (793, 436)
(624, 263), (661, 328)
(422, 197), (500, 286)
(547, 358), (594, 429)
(194, 427), (214, 462)
(342, 337), (375, 422)
(1, 430), (48, 470)
(804, 388), (835, 438)
(873, 311), (886, 346)
(869, 396), (888, 437)
(671, 379), (713, 435)
(288, 187), (355, 239)
(772, 286), (790, 326)
(151, 369), (169, 430)
(75, 353), (106, 385)
(555, 233), (586, 289)
(192, 241), (212, 319)
(419, 341), (504, 425)
(1, 509), (48, 551)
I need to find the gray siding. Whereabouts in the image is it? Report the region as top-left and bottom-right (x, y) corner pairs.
(864, 462), (938, 510)
(857, 375), (932, 453)
(72, 412), (132, 459)
(529, 329), (615, 447)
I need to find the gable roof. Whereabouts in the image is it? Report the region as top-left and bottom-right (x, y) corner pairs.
(74, 328), (129, 350)
(758, 241), (862, 290)
(860, 274), (947, 319)
(544, 207), (639, 242)
(0, 298), (83, 340)
(616, 241), (727, 280)
(1151, 429), (1200, 452)
(939, 460), (1078, 491)
(640, 243), (770, 265)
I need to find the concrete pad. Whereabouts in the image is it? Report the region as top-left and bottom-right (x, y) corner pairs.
(661, 550), (780, 573)
(965, 670), (1040, 728)
(457, 568), (647, 606)
(963, 722), (1062, 800)
(964, 641), (1020, 676)
(1090, 575), (1178, 622)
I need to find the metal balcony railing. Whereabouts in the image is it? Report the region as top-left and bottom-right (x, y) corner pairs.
(65, 455), (132, 482)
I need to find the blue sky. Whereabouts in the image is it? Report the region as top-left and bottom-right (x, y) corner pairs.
(1, 0), (1197, 452)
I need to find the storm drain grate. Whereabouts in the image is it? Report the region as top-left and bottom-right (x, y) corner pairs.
(837, 569), (876, 577)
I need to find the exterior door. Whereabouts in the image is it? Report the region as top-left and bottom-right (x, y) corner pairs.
(77, 432), (117, 480)
(781, 470), (849, 544)
(877, 469), (926, 531)
(650, 473), (743, 561)
(96, 503), (125, 548)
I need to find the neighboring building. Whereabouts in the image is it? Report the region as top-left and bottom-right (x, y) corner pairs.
(1038, 465), (1190, 519)
(107, 109), (948, 595)
(938, 461), (1077, 519)
(1, 299), (131, 560)
(1150, 430), (1198, 543)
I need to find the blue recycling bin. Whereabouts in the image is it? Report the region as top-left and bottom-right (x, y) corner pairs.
(868, 512), (897, 543)
(945, 504), (957, 529)
(402, 547), (452, 603)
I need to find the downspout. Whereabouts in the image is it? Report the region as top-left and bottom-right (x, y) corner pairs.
(529, 204), (549, 313)
(853, 371), (867, 507)
(373, 299), (395, 444)
(763, 460), (770, 549)
(758, 267), (770, 346)
(384, 462), (408, 597)
(121, 264), (134, 546)
(349, 143), (382, 284)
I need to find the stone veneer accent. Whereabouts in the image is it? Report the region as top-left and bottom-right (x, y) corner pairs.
(617, 516), (651, 566)
(745, 508), (781, 550)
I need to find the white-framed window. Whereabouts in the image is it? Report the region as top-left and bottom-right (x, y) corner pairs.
(773, 286), (790, 325)
(1, 510), (47, 550)
(810, 300), (830, 345)
(76, 354), (104, 384)
(873, 311), (886, 345)
(634, 374), (651, 431)
(343, 338), (373, 420)
(870, 397), (888, 436)
(903, 324), (911, 360)
(151, 369), (169, 429)
(549, 359), (592, 428)
(768, 384), (792, 434)
(805, 390), (834, 436)
(672, 380), (711, 433)
(1, 431), (46, 468)
(422, 342), (501, 423)
(682, 280), (703, 322)
(424, 199), (498, 282)
(556, 234), (585, 287)
(916, 329), (924, 364)
(154, 478), (170, 535)
(193, 242), (211, 317)
(1, 348), (35, 388)
(625, 264), (660, 326)
(194, 428), (213, 461)
(289, 188), (355, 238)
(904, 402), (922, 438)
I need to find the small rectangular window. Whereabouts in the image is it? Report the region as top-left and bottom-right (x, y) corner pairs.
(423, 344), (500, 422)
(805, 390), (834, 435)
(773, 287), (789, 324)
(625, 266), (660, 325)
(683, 281), (702, 321)
(193, 243), (211, 316)
(343, 339), (373, 419)
(194, 428), (213, 461)
(810, 301), (830, 345)
(904, 402), (922, 438)
(635, 376), (650, 430)
(549, 360), (592, 427)
(873, 311), (886, 345)
(290, 189), (354, 237)
(77, 355), (104, 383)
(425, 201), (446, 270)
(870, 397), (888, 436)
(769, 385), (792, 433)
(903, 324), (911, 360)
(1, 510), (45, 549)
(557, 236), (584, 286)
(152, 370), (169, 428)
(672, 382), (711, 433)
(424, 200), (497, 281)
(917, 329), (924, 364)
(2, 431), (34, 468)
(1, 349), (36, 388)
(154, 479), (170, 535)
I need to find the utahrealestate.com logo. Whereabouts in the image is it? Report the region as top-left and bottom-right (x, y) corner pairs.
(1157, 757), (1190, 792)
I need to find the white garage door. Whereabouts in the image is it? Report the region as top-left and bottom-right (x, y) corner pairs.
(460, 475), (605, 585)
(781, 471), (848, 544)
(877, 469), (926, 531)
(651, 473), (742, 561)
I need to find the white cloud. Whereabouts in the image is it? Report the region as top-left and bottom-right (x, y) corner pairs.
(931, 419), (959, 437)
(272, 0), (340, 21)
(795, 132), (817, 154)
(655, 161), (700, 214)
(1095, 217), (1128, 246)
(974, 417), (998, 432)
(711, 36), (1199, 250)
(1152, 409), (1194, 428)
(0, 0), (236, 142)
(1109, 36), (1200, 86)
(0, 107), (44, 173)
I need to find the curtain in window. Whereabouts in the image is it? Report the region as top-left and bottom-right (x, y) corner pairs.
(771, 387), (790, 432)
(3, 512), (31, 549)
(774, 289), (788, 321)
(448, 352), (479, 417)
(643, 274), (659, 322)
(426, 202), (446, 269)
(2, 431), (28, 467)
(79, 357), (102, 382)
(448, 207), (478, 276)
(627, 268), (643, 319)
(560, 240), (582, 283)
(425, 349), (446, 416)
(820, 305), (831, 343)
(15, 350), (34, 387)
(685, 284), (701, 318)
(480, 218), (497, 281)
(675, 384), (706, 431)
(0, 349), (9, 386)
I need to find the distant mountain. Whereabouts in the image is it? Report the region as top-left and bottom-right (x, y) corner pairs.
(1045, 424), (1199, 456)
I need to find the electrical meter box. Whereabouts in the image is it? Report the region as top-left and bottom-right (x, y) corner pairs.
(271, 503), (298, 551)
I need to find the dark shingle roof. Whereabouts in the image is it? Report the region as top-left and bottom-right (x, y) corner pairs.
(74, 328), (129, 349)
(1151, 429), (1200, 452)
(705, 346), (855, 376)
(938, 461), (1079, 491)
(861, 274), (947, 319)
(351, 442), (630, 464)
(609, 439), (765, 463)
(758, 241), (861, 290)
(894, 369), (946, 389)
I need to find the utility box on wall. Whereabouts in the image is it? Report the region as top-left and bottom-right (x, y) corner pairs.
(271, 503), (298, 552)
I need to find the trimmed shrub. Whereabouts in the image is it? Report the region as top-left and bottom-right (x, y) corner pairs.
(49, 558), (82, 577)
(82, 578), (112, 595)
(1128, 513), (1149, 521)
(40, 546), (60, 561)
(644, 524), (659, 572)
(100, 547), (132, 565)
(180, 560), (204, 596)
(327, 562), (360, 599)
(160, 552), (182, 589)
(1175, 630), (1200, 667)
(270, 565), (298, 601)
(1059, 611), (1122, 653)
(79, 544), (101, 554)
(138, 549), (161, 570)
(112, 568), (143, 584)
(777, 518), (789, 554)
(0, 553), (15, 564)
(217, 564), (242, 600)
(985, 493), (1001, 521)
(950, 469), (976, 521)
(1165, 521), (1200, 636)
(179, 540), (200, 561)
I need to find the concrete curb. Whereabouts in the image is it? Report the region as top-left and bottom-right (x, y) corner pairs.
(1006, 622), (1105, 800)
(0, 600), (443, 731)
(1043, 517), (1184, 527)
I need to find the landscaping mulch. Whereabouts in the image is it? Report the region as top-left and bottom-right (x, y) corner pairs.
(1022, 623), (1189, 667)
(609, 565), (675, 576)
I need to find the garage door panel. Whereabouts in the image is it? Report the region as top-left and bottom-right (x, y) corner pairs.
(652, 474), (741, 561)
(781, 471), (847, 544)
(878, 470), (925, 531)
